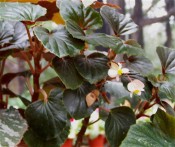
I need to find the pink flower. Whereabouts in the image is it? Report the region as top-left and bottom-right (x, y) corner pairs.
(127, 79), (145, 97)
(108, 62), (129, 81)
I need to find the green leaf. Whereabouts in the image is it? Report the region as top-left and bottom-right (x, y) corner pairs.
(52, 57), (83, 89)
(0, 2), (46, 22)
(105, 106), (136, 147)
(114, 39), (143, 56)
(124, 55), (153, 75)
(74, 53), (109, 84)
(60, 0), (102, 35)
(121, 71), (153, 100)
(34, 25), (84, 58)
(103, 81), (129, 99)
(0, 107), (27, 147)
(24, 123), (70, 147)
(159, 82), (175, 102)
(157, 46), (175, 75)
(152, 108), (175, 139)
(0, 21), (30, 51)
(100, 6), (137, 35)
(121, 123), (175, 147)
(25, 88), (69, 140)
(63, 82), (98, 119)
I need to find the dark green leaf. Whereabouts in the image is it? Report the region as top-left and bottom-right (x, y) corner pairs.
(124, 55), (153, 75)
(159, 82), (175, 102)
(0, 21), (30, 51)
(121, 122), (175, 147)
(63, 82), (98, 119)
(74, 53), (109, 84)
(0, 107), (27, 147)
(100, 6), (137, 35)
(60, 0), (102, 36)
(0, 2), (46, 22)
(160, 101), (175, 116)
(24, 122), (70, 147)
(52, 57), (83, 89)
(157, 46), (175, 75)
(114, 39), (143, 56)
(152, 108), (175, 139)
(105, 106), (136, 147)
(25, 88), (69, 140)
(34, 25), (84, 58)
(121, 71), (153, 100)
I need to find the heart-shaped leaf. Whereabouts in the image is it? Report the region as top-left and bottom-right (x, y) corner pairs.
(157, 46), (175, 75)
(105, 106), (136, 147)
(63, 82), (98, 119)
(100, 6), (138, 35)
(124, 55), (153, 75)
(0, 21), (30, 51)
(152, 108), (175, 139)
(24, 122), (70, 147)
(0, 2), (46, 22)
(52, 57), (84, 89)
(0, 107), (27, 147)
(74, 53), (109, 84)
(25, 88), (69, 140)
(121, 123), (175, 147)
(60, 0), (102, 33)
(34, 25), (84, 58)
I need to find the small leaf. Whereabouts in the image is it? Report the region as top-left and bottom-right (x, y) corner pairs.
(152, 108), (175, 139)
(100, 6), (137, 35)
(34, 25), (84, 58)
(74, 53), (109, 84)
(0, 2), (46, 22)
(63, 82), (98, 119)
(60, 0), (103, 31)
(86, 89), (99, 107)
(0, 107), (27, 147)
(121, 122), (175, 147)
(25, 88), (69, 140)
(124, 55), (153, 75)
(52, 57), (84, 89)
(157, 46), (175, 75)
(24, 122), (70, 147)
(105, 106), (136, 147)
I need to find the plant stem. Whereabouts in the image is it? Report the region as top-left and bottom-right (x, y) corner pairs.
(74, 116), (90, 147)
(0, 59), (6, 101)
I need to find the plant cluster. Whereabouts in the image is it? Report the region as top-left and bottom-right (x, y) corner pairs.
(0, 0), (175, 147)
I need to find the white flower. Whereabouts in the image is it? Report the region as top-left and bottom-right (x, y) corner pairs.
(82, 0), (97, 8)
(127, 79), (145, 97)
(108, 62), (129, 81)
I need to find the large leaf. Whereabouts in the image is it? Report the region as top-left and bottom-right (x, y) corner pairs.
(120, 123), (175, 147)
(60, 0), (102, 33)
(34, 25), (84, 58)
(74, 53), (109, 84)
(63, 82), (98, 119)
(0, 2), (46, 22)
(124, 54), (153, 75)
(121, 71), (153, 100)
(0, 107), (27, 147)
(100, 6), (138, 35)
(24, 122), (70, 147)
(152, 108), (175, 139)
(157, 46), (175, 75)
(52, 57), (83, 89)
(158, 82), (175, 102)
(25, 88), (69, 140)
(0, 21), (30, 51)
(105, 106), (136, 147)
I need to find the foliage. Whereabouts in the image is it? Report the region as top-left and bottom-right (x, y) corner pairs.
(0, 0), (174, 147)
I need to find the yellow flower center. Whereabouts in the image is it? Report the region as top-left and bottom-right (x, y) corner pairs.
(133, 89), (140, 95)
(117, 69), (123, 75)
